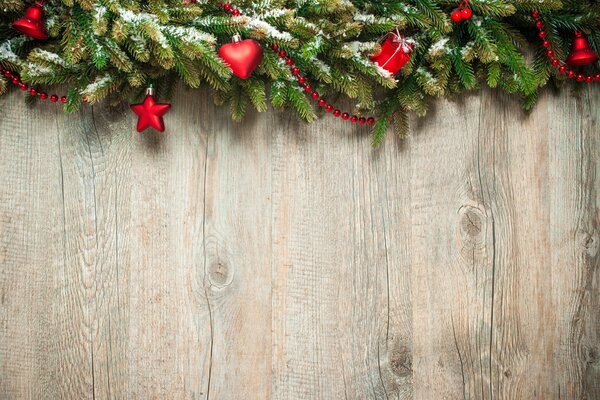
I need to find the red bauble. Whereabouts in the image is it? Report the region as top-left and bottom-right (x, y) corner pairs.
(452, 1), (473, 23)
(218, 36), (263, 80)
(13, 2), (48, 40)
(370, 32), (414, 75)
(451, 10), (462, 22)
(130, 88), (171, 133)
(566, 32), (599, 67)
(461, 8), (472, 20)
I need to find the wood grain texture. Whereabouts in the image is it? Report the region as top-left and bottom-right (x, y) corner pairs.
(0, 85), (598, 400)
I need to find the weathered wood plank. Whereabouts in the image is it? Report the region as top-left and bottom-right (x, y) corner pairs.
(0, 92), (67, 398)
(410, 91), (488, 399)
(53, 101), (132, 400)
(546, 89), (600, 399)
(126, 88), (212, 398)
(271, 117), (412, 399)
(0, 95), (132, 398)
(198, 94), (273, 399)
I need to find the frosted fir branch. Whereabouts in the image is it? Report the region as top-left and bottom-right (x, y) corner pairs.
(245, 17), (294, 42)
(461, 41), (476, 61)
(374, 64), (394, 79)
(429, 38), (450, 57)
(29, 49), (68, 67)
(46, 16), (58, 30)
(291, 17), (322, 36)
(129, 33), (148, 48)
(94, 5), (107, 24)
(118, 8), (159, 25)
(309, 57), (331, 75)
(354, 13), (376, 23)
(352, 55), (396, 82)
(165, 26), (217, 46)
(344, 41), (379, 57)
(253, 8), (289, 19)
(118, 8), (170, 49)
(81, 73), (113, 95)
(0, 38), (26, 63)
(416, 67), (437, 87)
(24, 63), (54, 77)
(353, 13), (406, 26)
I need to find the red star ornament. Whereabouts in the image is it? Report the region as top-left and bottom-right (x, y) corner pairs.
(130, 88), (171, 133)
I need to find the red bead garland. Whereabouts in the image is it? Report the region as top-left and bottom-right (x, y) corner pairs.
(271, 30), (375, 124)
(532, 11), (600, 83)
(0, 64), (68, 104)
(217, 1), (375, 125)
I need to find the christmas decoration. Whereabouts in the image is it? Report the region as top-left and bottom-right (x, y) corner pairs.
(130, 87), (171, 133)
(12, 1), (48, 40)
(566, 32), (599, 67)
(0, 0), (599, 144)
(532, 12), (600, 84)
(269, 42), (375, 125)
(0, 65), (63, 103)
(370, 31), (414, 75)
(451, 0), (472, 23)
(218, 35), (263, 80)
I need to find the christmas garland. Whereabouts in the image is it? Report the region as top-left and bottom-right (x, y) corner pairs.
(0, 0), (599, 144)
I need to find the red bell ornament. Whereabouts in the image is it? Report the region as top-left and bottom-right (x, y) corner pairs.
(370, 31), (414, 75)
(13, 1), (49, 40)
(566, 32), (599, 67)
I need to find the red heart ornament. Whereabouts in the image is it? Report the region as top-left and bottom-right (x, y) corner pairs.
(218, 37), (264, 80)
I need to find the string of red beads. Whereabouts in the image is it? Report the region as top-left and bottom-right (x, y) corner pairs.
(0, 64), (87, 104)
(216, 1), (375, 125)
(533, 10), (600, 83)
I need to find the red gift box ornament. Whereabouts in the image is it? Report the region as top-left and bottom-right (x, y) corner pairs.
(370, 31), (415, 75)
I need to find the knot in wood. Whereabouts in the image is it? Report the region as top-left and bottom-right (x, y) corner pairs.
(456, 205), (487, 262)
(578, 229), (599, 258)
(459, 206), (483, 238)
(207, 260), (233, 289)
(388, 343), (412, 378)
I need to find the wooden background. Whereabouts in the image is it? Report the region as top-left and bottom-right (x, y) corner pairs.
(0, 85), (599, 400)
